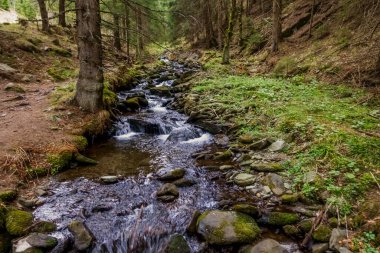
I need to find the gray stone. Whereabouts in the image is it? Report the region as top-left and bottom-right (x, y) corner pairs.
(172, 178), (195, 187)
(100, 176), (118, 184)
(220, 165), (234, 171)
(18, 198), (38, 208)
(312, 243), (329, 253)
(251, 163), (284, 172)
(26, 233), (58, 249)
(157, 168), (185, 181)
(265, 173), (286, 195)
(68, 221), (93, 251)
(329, 229), (350, 251)
(268, 140), (286, 152)
(338, 247), (353, 253)
(249, 139), (271, 150)
(157, 183), (179, 202)
(0, 63), (17, 78)
(13, 238), (34, 253)
(197, 210), (260, 245)
(240, 239), (288, 253)
(234, 173), (256, 186)
(4, 83), (25, 93)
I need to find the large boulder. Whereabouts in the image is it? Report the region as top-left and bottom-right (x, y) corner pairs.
(68, 221), (93, 251)
(167, 127), (202, 142)
(196, 210), (260, 245)
(240, 239), (288, 253)
(5, 210), (33, 236)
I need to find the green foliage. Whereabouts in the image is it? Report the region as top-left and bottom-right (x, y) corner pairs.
(103, 82), (118, 108)
(15, 0), (37, 19)
(0, 0), (10, 10)
(50, 82), (75, 105)
(353, 232), (379, 253)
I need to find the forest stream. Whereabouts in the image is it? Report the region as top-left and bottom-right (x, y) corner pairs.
(33, 58), (303, 253)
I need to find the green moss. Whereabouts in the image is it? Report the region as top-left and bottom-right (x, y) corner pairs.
(312, 224), (332, 242)
(234, 213), (261, 241)
(283, 225), (301, 236)
(0, 205), (7, 231)
(267, 212), (300, 226)
(47, 60), (77, 81)
(214, 150), (233, 160)
(103, 82), (118, 109)
(298, 219), (313, 233)
(84, 110), (111, 137)
(0, 190), (17, 202)
(47, 152), (72, 175)
(232, 204), (260, 217)
(50, 82), (75, 106)
(328, 217), (339, 227)
(165, 234), (190, 253)
(50, 46), (72, 57)
(26, 167), (48, 178)
(72, 135), (88, 152)
(31, 221), (57, 233)
(5, 210), (33, 236)
(281, 194), (299, 203)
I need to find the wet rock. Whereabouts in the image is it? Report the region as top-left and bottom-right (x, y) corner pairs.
(0, 189), (17, 202)
(18, 198), (38, 208)
(167, 127), (202, 142)
(329, 228), (350, 251)
(100, 176), (118, 184)
(186, 210), (201, 234)
(120, 96), (149, 111)
(264, 173), (286, 196)
(74, 153), (98, 165)
(4, 83), (25, 93)
(68, 220), (93, 251)
(149, 86), (172, 96)
(312, 243), (329, 253)
(238, 134), (255, 144)
(128, 118), (169, 134)
(231, 204), (260, 218)
(251, 163), (284, 172)
(312, 224), (332, 242)
(268, 140), (286, 152)
(234, 173), (256, 186)
(267, 212), (300, 226)
(26, 233), (58, 249)
(172, 178), (196, 187)
(283, 225), (301, 237)
(248, 139), (271, 150)
(196, 210), (260, 245)
(192, 120), (223, 134)
(164, 234), (190, 253)
(157, 168), (185, 181)
(240, 239), (288, 253)
(12, 237), (35, 253)
(156, 183), (179, 202)
(5, 210), (33, 236)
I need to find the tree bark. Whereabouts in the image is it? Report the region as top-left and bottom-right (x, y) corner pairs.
(58, 0), (66, 27)
(125, 3), (130, 59)
(113, 13), (121, 50)
(75, 0), (104, 112)
(238, 0), (244, 46)
(37, 0), (49, 32)
(136, 8), (144, 59)
(222, 0), (237, 64)
(272, 0), (282, 52)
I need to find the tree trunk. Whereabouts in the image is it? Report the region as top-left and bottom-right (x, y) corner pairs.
(58, 0), (66, 27)
(37, 0), (49, 32)
(136, 8), (144, 59)
(222, 0), (237, 64)
(113, 13), (121, 50)
(125, 4), (130, 59)
(272, 0), (282, 52)
(75, 0), (104, 112)
(238, 0), (244, 46)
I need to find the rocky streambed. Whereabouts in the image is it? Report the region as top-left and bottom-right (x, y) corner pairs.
(5, 56), (353, 253)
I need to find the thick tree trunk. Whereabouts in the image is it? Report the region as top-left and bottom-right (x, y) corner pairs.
(37, 0), (49, 32)
(113, 13), (121, 50)
(238, 0), (243, 46)
(272, 0), (282, 52)
(222, 0), (237, 64)
(204, 0), (215, 48)
(136, 8), (143, 59)
(75, 0), (104, 112)
(58, 0), (66, 27)
(125, 6), (130, 58)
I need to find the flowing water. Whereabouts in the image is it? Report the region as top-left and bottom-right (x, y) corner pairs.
(34, 59), (300, 253)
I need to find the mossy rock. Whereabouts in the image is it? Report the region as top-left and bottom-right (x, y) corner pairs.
(214, 150), (233, 160)
(72, 135), (88, 152)
(0, 233), (11, 253)
(0, 190), (17, 202)
(164, 234), (190, 253)
(47, 152), (72, 175)
(281, 193), (299, 203)
(283, 225), (301, 237)
(231, 204), (260, 218)
(26, 167), (48, 178)
(31, 221), (57, 233)
(149, 86), (172, 96)
(328, 217), (339, 228)
(74, 153), (98, 165)
(267, 212), (300, 226)
(298, 219), (313, 233)
(5, 210), (33, 236)
(251, 163), (284, 172)
(196, 210), (260, 245)
(4, 83), (25, 93)
(51, 46), (72, 57)
(312, 224), (332, 242)
(14, 39), (40, 53)
(239, 134), (255, 144)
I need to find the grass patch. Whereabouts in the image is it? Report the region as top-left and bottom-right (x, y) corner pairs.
(47, 60), (78, 81)
(192, 74), (380, 214)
